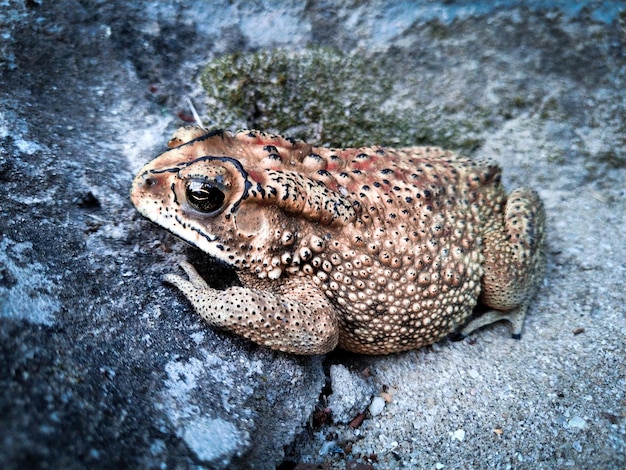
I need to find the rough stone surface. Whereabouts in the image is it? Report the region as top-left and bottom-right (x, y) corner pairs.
(0, 2), (325, 469)
(327, 365), (376, 424)
(1, 1), (625, 469)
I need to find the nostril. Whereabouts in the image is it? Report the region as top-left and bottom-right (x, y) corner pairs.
(145, 177), (156, 187)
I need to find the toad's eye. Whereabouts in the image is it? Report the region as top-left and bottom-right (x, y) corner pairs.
(186, 180), (225, 214)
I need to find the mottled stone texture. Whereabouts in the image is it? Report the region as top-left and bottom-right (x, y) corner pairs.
(1, 1), (624, 469)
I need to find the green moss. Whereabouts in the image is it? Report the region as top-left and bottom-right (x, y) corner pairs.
(545, 149), (566, 165)
(200, 48), (400, 147)
(200, 48), (485, 150)
(597, 149), (626, 169)
(425, 20), (452, 40)
(538, 96), (564, 120)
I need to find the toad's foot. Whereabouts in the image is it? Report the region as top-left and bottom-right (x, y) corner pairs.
(459, 305), (528, 340)
(163, 261), (339, 355)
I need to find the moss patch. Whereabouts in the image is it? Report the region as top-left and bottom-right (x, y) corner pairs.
(200, 48), (485, 150)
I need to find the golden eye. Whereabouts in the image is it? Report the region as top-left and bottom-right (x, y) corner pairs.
(186, 179), (225, 214)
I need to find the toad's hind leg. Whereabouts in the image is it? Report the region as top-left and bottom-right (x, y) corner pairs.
(461, 188), (546, 339)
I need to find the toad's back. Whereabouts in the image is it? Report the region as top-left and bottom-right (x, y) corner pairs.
(275, 141), (506, 353)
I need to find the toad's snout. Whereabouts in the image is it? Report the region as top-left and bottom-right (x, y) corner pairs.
(130, 168), (174, 216)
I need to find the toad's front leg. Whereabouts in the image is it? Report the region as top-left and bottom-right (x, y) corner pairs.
(163, 261), (339, 355)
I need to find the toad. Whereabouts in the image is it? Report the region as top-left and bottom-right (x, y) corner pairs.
(131, 127), (545, 355)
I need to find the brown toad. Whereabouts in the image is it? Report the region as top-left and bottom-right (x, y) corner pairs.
(131, 127), (545, 355)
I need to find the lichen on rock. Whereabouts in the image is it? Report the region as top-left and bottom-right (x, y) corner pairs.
(199, 47), (483, 150)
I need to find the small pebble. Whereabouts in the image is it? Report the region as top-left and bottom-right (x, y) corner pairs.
(568, 416), (587, 429)
(318, 440), (336, 456)
(451, 429), (465, 441)
(369, 396), (386, 416)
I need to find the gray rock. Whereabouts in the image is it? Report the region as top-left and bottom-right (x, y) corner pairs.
(327, 365), (376, 424)
(0, 2), (324, 469)
(567, 416), (588, 430)
(368, 396), (386, 417)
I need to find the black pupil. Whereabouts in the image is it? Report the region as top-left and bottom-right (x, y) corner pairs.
(186, 180), (225, 213)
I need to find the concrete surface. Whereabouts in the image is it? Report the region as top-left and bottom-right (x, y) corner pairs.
(0, 1), (624, 469)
